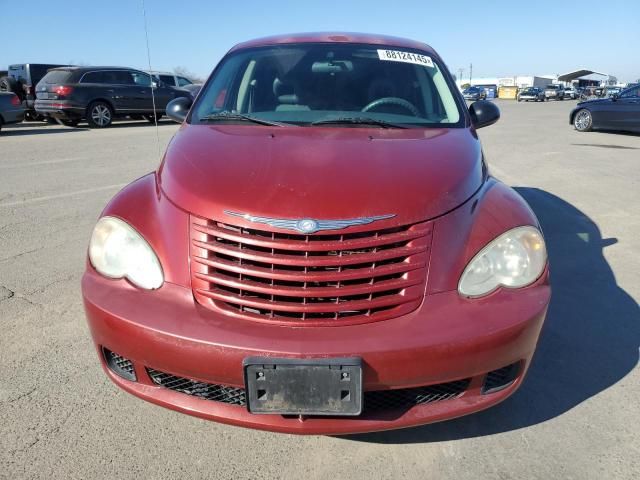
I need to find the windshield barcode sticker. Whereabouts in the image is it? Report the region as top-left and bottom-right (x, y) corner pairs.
(377, 49), (434, 68)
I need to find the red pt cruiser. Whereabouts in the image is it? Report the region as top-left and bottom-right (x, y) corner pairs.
(82, 33), (550, 434)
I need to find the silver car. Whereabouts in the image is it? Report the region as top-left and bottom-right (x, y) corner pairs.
(0, 92), (25, 132)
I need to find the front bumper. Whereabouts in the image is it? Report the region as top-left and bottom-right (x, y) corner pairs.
(1, 107), (25, 124)
(34, 99), (84, 120)
(83, 269), (550, 434)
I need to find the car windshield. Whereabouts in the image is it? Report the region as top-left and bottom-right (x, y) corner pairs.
(192, 43), (462, 127)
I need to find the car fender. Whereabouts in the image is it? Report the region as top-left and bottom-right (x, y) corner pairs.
(427, 177), (543, 294)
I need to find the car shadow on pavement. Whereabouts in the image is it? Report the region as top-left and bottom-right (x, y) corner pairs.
(346, 187), (640, 444)
(0, 126), (89, 136)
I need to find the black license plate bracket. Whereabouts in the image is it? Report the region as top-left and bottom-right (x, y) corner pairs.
(244, 357), (362, 416)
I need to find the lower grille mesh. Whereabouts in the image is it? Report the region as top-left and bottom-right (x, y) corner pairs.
(364, 379), (471, 412)
(482, 362), (520, 394)
(103, 348), (136, 381)
(146, 367), (469, 413)
(147, 369), (247, 406)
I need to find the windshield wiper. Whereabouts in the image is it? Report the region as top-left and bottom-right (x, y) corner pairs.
(199, 111), (288, 127)
(310, 117), (408, 129)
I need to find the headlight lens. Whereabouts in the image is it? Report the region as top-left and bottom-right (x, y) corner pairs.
(458, 226), (546, 298)
(89, 216), (163, 290)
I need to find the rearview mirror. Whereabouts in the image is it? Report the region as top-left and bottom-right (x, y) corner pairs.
(468, 100), (500, 129)
(166, 96), (193, 123)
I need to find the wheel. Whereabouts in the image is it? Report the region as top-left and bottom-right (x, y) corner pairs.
(86, 101), (113, 128)
(143, 113), (162, 123)
(57, 118), (79, 127)
(573, 109), (593, 132)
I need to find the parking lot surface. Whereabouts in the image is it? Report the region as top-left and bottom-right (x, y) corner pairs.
(1, 101), (638, 479)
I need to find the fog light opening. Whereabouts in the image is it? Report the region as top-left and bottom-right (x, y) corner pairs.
(482, 362), (521, 395)
(102, 347), (137, 381)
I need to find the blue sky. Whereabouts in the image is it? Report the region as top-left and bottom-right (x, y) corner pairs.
(2, 0), (638, 83)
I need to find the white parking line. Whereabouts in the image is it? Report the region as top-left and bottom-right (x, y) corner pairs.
(0, 157), (86, 169)
(0, 184), (126, 208)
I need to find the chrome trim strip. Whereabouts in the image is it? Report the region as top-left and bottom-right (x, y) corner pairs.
(223, 211), (396, 234)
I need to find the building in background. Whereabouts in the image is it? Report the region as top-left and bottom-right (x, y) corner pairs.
(456, 69), (621, 91)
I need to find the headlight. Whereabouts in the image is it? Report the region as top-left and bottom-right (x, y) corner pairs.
(89, 216), (163, 290)
(458, 226), (546, 298)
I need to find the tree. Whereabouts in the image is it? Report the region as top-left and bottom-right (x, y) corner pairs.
(173, 66), (205, 83)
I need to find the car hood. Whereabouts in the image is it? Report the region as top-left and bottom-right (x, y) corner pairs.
(159, 124), (483, 226)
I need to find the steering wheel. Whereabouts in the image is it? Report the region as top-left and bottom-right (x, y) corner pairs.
(362, 97), (420, 117)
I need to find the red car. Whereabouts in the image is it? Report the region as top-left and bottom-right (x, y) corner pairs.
(82, 33), (550, 434)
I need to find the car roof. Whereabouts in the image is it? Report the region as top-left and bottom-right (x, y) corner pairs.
(228, 32), (437, 56)
(48, 66), (143, 72)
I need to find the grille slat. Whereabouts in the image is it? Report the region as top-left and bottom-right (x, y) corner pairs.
(193, 222), (426, 252)
(195, 271), (422, 298)
(193, 239), (427, 268)
(190, 216), (432, 325)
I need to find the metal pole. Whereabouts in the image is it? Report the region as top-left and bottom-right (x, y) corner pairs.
(469, 63), (473, 85)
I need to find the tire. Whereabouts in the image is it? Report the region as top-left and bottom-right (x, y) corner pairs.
(143, 113), (162, 123)
(86, 101), (113, 128)
(573, 108), (593, 132)
(0, 76), (21, 98)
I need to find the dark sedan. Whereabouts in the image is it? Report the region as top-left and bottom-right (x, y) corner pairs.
(462, 86), (486, 101)
(0, 92), (25, 132)
(570, 85), (640, 133)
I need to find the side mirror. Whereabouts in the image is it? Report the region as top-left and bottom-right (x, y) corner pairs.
(166, 96), (193, 123)
(611, 93), (619, 101)
(469, 100), (500, 129)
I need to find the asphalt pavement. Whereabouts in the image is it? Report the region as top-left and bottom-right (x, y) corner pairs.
(1, 101), (638, 479)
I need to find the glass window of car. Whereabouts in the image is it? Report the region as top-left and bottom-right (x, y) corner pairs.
(81, 71), (106, 84)
(131, 71), (152, 86)
(620, 87), (639, 98)
(42, 69), (74, 84)
(192, 43), (462, 127)
(158, 75), (175, 86)
(177, 76), (192, 86)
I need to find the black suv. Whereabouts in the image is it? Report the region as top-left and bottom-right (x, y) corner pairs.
(0, 64), (67, 120)
(34, 67), (190, 128)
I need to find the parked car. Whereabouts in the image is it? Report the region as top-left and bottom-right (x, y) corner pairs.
(564, 86), (579, 99)
(462, 85), (486, 101)
(0, 92), (25, 132)
(517, 87), (545, 102)
(180, 83), (202, 100)
(604, 86), (622, 98)
(544, 84), (565, 100)
(82, 32), (550, 435)
(149, 71), (194, 88)
(570, 84), (640, 133)
(34, 66), (191, 128)
(0, 63), (67, 120)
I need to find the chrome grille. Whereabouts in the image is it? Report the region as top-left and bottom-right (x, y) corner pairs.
(190, 216), (432, 325)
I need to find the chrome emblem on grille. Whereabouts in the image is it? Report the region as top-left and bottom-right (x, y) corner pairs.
(223, 211), (395, 234)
